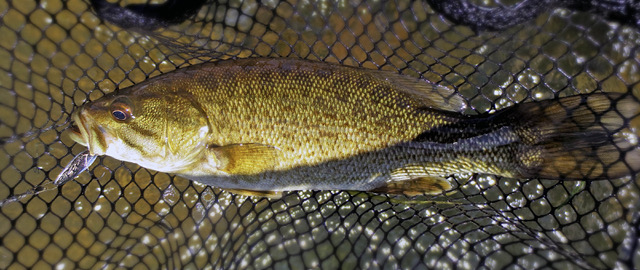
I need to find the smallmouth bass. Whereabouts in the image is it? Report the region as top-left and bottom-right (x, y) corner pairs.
(69, 58), (640, 197)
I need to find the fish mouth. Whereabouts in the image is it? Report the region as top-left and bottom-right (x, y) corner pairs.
(70, 109), (108, 155)
(69, 122), (83, 143)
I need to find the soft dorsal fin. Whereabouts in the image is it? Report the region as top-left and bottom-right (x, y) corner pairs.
(211, 143), (281, 175)
(369, 69), (467, 112)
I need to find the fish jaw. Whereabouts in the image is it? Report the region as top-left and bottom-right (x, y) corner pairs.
(69, 109), (109, 156)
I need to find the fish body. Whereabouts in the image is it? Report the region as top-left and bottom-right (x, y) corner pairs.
(70, 58), (640, 195)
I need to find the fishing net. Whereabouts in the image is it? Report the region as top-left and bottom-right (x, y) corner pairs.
(1, 0), (639, 269)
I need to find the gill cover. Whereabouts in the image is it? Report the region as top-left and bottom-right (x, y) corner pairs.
(161, 92), (212, 157)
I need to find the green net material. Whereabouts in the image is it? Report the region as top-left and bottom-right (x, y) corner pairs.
(1, 0), (640, 269)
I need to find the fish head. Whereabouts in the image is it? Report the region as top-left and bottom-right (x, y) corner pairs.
(69, 85), (212, 173)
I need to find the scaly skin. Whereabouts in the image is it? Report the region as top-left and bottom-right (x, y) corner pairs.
(69, 58), (639, 193)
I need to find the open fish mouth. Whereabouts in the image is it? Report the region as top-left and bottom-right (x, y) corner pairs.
(69, 123), (83, 142)
(68, 112), (87, 146)
(69, 110), (108, 155)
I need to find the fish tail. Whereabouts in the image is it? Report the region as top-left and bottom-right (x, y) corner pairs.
(504, 93), (640, 180)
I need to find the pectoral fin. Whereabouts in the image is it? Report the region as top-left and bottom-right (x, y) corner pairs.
(222, 188), (283, 199)
(371, 176), (452, 196)
(211, 143), (281, 175)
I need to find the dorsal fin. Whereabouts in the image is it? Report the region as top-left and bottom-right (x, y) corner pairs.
(373, 70), (467, 112)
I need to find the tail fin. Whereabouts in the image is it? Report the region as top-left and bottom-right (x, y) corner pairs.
(505, 93), (640, 180)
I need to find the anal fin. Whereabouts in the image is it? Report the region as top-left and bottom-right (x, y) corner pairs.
(371, 176), (452, 196)
(223, 188), (283, 199)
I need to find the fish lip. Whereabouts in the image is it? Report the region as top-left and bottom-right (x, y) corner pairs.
(70, 109), (107, 155)
(69, 122), (82, 138)
(70, 111), (87, 146)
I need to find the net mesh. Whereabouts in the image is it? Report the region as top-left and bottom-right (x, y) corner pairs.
(1, 0), (640, 269)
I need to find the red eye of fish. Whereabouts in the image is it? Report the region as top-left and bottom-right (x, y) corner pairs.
(109, 96), (134, 122)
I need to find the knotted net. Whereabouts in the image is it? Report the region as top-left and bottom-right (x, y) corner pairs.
(1, 0), (639, 269)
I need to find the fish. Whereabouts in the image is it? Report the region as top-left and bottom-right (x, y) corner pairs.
(68, 58), (640, 197)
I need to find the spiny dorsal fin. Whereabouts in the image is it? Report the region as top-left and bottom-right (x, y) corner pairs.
(211, 143), (281, 175)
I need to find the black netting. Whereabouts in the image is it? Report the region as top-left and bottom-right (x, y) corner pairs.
(1, 0), (639, 269)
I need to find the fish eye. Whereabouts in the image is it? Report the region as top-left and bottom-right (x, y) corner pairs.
(112, 110), (128, 121)
(109, 96), (134, 122)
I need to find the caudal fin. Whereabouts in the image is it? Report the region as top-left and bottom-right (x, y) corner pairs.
(506, 93), (640, 180)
